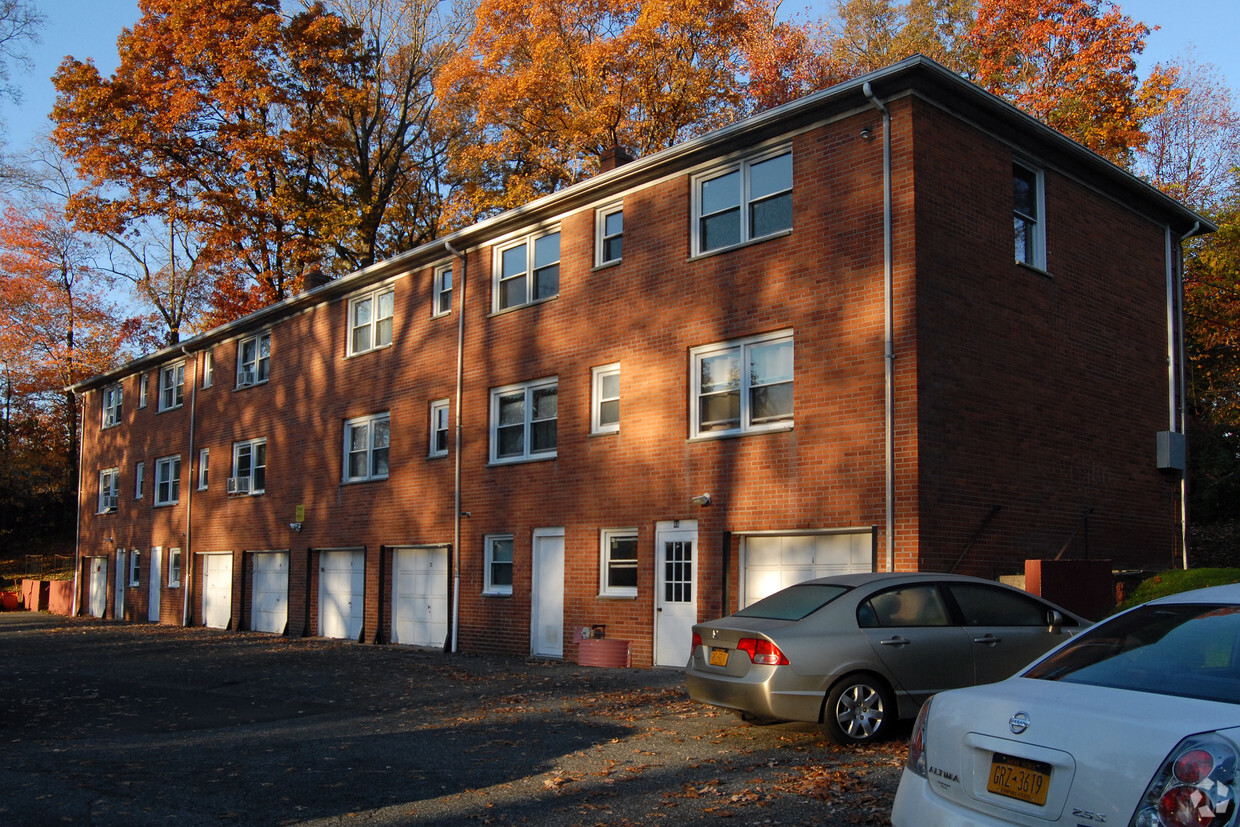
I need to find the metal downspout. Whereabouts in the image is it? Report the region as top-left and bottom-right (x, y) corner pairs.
(1173, 222), (1199, 569)
(180, 347), (197, 625)
(445, 241), (466, 653)
(864, 82), (895, 572)
(70, 390), (84, 616)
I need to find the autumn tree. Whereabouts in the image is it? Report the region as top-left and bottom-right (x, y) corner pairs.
(825, 0), (975, 79)
(0, 0), (43, 107)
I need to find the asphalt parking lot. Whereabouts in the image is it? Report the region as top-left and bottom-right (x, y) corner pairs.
(0, 612), (905, 825)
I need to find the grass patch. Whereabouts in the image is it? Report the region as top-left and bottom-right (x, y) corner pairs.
(1115, 568), (1240, 612)
(0, 550), (75, 591)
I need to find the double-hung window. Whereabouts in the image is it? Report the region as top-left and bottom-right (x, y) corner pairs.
(433, 264), (452, 317)
(138, 373), (148, 408)
(129, 549), (141, 586)
(98, 468), (119, 513)
(154, 455), (181, 506)
(102, 384), (122, 428)
(202, 350), (214, 388)
(596, 204), (623, 267)
(344, 413), (390, 482)
(429, 399), (449, 458)
(1014, 162), (1045, 269)
(495, 229), (560, 311)
(197, 449), (209, 490)
(348, 286), (395, 356)
(168, 548), (182, 588)
(484, 534), (513, 596)
(591, 364), (620, 434)
(490, 378), (557, 463)
(158, 363), (185, 412)
(237, 332), (270, 387)
(691, 331), (794, 438)
(694, 148), (792, 255)
(230, 439), (266, 495)
(600, 529), (638, 597)
(135, 461), (144, 499)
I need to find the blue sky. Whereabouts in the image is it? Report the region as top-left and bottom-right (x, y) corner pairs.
(3, 0), (1238, 153)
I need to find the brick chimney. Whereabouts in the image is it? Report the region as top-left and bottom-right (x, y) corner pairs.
(599, 145), (634, 173)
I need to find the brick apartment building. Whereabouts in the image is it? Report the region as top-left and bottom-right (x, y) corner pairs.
(70, 56), (1210, 668)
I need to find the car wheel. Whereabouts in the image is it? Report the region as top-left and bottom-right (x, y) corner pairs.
(821, 674), (895, 745)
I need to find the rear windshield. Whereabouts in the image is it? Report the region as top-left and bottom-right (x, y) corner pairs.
(1025, 603), (1240, 704)
(733, 584), (850, 621)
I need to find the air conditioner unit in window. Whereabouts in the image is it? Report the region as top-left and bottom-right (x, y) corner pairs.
(102, 495), (118, 512)
(226, 476), (251, 495)
(237, 369), (256, 387)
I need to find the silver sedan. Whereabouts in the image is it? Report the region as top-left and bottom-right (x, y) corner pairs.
(684, 572), (1088, 744)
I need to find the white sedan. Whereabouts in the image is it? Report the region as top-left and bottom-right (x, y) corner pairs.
(892, 582), (1240, 827)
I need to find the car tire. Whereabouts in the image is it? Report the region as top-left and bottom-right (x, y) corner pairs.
(821, 674), (895, 745)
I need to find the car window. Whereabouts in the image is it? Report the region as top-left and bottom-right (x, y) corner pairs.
(1025, 603), (1240, 703)
(948, 583), (1071, 626)
(861, 586), (952, 628)
(733, 584), (850, 620)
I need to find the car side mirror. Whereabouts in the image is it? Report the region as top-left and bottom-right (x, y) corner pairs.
(1047, 610), (1063, 633)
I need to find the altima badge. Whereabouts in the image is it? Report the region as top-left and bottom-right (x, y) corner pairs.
(1009, 712), (1031, 734)
(711, 629), (719, 639)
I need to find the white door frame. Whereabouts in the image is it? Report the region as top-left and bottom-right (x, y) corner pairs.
(89, 556), (108, 619)
(530, 527), (565, 658)
(148, 546), (162, 622)
(654, 520), (697, 667)
(113, 549), (125, 619)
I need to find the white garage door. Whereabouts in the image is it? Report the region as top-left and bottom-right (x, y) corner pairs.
(741, 532), (873, 607)
(391, 547), (448, 648)
(319, 549), (364, 641)
(251, 552), (289, 634)
(203, 553), (234, 629)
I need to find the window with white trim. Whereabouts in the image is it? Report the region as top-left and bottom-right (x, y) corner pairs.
(202, 350), (214, 388)
(135, 461), (144, 499)
(154, 455), (181, 506)
(344, 413), (390, 482)
(596, 204), (623, 266)
(694, 148), (792, 255)
(98, 468), (119, 513)
(490, 378), (557, 463)
(230, 439), (266, 495)
(237, 332), (270, 386)
(484, 534), (513, 596)
(198, 449), (209, 490)
(429, 399), (449, 458)
(433, 264), (452, 317)
(102, 383), (122, 428)
(348, 286), (395, 356)
(591, 364), (619, 434)
(158, 362), (185, 412)
(600, 529), (638, 597)
(129, 549), (141, 586)
(495, 229), (560, 311)
(691, 331), (793, 438)
(1014, 162), (1045, 269)
(168, 548), (182, 587)
(139, 373), (148, 408)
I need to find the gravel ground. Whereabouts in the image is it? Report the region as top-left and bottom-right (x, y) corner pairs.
(0, 612), (905, 826)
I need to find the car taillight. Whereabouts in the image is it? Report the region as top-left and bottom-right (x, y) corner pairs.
(736, 638), (789, 665)
(1130, 733), (1238, 827)
(905, 697), (933, 778)
(691, 632), (702, 651)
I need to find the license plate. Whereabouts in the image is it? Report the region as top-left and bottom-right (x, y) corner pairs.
(987, 753), (1051, 806)
(709, 647), (729, 667)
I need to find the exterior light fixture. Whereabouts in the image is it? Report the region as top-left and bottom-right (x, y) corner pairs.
(690, 493), (712, 507)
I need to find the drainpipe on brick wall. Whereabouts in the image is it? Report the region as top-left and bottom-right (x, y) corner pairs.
(444, 240), (467, 653)
(70, 389), (84, 616)
(180, 347), (197, 625)
(863, 82), (895, 572)
(1172, 222), (1199, 569)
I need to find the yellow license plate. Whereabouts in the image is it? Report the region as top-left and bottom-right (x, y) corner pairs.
(709, 648), (729, 667)
(987, 753), (1050, 806)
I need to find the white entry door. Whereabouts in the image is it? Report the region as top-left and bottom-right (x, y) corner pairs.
(251, 552), (289, 634)
(319, 549), (364, 641)
(392, 547), (449, 647)
(89, 557), (108, 618)
(113, 550), (125, 618)
(148, 547), (162, 622)
(654, 521), (697, 667)
(203, 553), (234, 629)
(531, 528), (565, 658)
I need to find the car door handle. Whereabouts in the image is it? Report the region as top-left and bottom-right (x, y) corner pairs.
(879, 636), (910, 647)
(973, 633), (1002, 645)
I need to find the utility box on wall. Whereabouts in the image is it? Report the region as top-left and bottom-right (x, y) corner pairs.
(1157, 431), (1186, 471)
(1025, 559), (1115, 622)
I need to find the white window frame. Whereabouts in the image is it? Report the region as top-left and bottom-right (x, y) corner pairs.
(600, 528), (638, 597)
(493, 228), (560, 312)
(591, 364), (620, 435)
(157, 362), (185, 412)
(134, 461), (144, 499)
(129, 549), (141, 587)
(198, 448), (209, 490)
(236, 331), (271, 387)
(101, 383), (122, 428)
(98, 468), (119, 513)
(429, 399), (450, 458)
(202, 350), (214, 388)
(433, 263), (453, 317)
(343, 413), (390, 483)
(692, 146), (793, 257)
(154, 455), (181, 506)
(483, 533), (514, 596)
(690, 330), (794, 439)
(595, 203), (623, 267)
(489, 377), (558, 464)
(138, 373), (148, 408)
(230, 438), (266, 495)
(1014, 161), (1046, 270)
(347, 285), (395, 356)
(168, 547), (182, 588)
